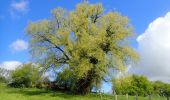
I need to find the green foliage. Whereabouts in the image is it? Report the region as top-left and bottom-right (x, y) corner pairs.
(131, 75), (153, 96)
(0, 76), (6, 83)
(113, 75), (170, 98)
(164, 84), (170, 99)
(0, 68), (11, 83)
(152, 81), (165, 96)
(9, 63), (41, 88)
(26, 2), (138, 94)
(113, 75), (153, 96)
(112, 75), (132, 95)
(152, 81), (170, 98)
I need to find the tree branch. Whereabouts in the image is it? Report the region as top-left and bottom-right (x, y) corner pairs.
(37, 34), (70, 61)
(91, 14), (100, 23)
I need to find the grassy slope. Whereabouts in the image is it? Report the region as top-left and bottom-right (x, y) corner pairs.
(0, 83), (167, 100)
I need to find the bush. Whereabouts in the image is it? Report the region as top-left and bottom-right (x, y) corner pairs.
(112, 74), (153, 96)
(9, 63), (41, 88)
(0, 76), (6, 83)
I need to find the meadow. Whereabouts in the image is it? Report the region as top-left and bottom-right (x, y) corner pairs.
(0, 83), (167, 100)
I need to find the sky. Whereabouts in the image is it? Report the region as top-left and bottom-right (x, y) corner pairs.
(2, 0), (170, 93)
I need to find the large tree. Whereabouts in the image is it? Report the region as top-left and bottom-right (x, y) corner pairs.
(26, 2), (138, 94)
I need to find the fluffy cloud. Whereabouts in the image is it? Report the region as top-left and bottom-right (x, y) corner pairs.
(10, 39), (28, 52)
(134, 12), (170, 83)
(10, 0), (29, 17)
(0, 61), (22, 70)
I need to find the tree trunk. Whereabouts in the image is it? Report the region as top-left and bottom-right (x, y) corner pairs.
(77, 77), (93, 95)
(77, 72), (94, 94)
(77, 66), (97, 95)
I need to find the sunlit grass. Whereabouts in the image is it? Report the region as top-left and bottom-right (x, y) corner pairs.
(0, 83), (166, 100)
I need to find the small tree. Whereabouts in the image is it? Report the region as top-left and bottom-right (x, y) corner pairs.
(113, 75), (153, 96)
(131, 75), (153, 96)
(152, 81), (167, 96)
(112, 75), (132, 95)
(9, 63), (41, 88)
(164, 84), (170, 100)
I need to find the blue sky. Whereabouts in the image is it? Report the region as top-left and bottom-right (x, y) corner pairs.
(1, 0), (170, 63)
(2, 0), (170, 92)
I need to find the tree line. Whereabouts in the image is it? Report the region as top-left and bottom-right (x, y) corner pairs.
(1, 63), (170, 99)
(113, 74), (170, 99)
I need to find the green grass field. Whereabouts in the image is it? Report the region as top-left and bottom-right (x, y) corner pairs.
(0, 83), (167, 100)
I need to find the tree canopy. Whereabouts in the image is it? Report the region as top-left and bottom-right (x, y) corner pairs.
(26, 2), (138, 94)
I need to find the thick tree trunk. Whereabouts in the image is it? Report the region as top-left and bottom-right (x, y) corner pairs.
(77, 67), (96, 95)
(77, 78), (92, 95)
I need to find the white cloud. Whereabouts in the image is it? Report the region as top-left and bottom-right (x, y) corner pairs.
(0, 61), (22, 70)
(10, 0), (29, 17)
(134, 12), (170, 83)
(11, 0), (28, 12)
(10, 39), (28, 52)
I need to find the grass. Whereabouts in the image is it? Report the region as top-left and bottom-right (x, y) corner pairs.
(0, 83), (167, 100)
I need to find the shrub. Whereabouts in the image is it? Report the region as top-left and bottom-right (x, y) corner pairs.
(9, 63), (41, 88)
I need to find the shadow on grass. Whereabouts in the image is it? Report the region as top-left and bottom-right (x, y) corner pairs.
(7, 88), (75, 99)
